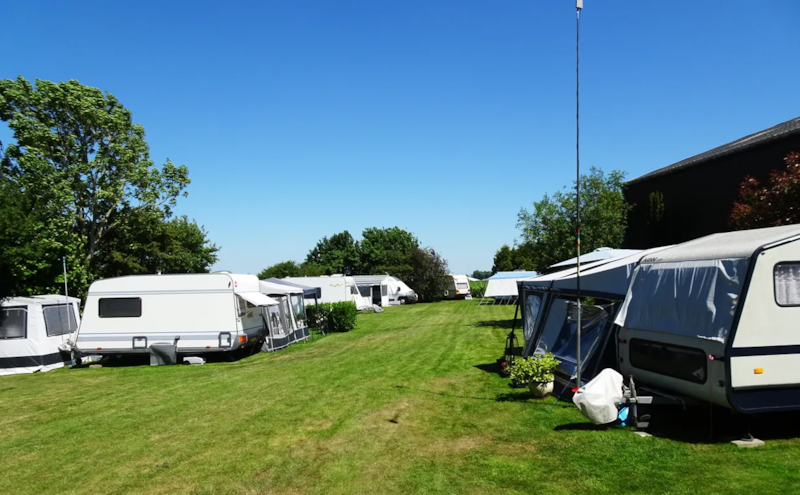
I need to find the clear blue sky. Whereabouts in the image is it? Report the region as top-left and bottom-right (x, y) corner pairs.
(2, 0), (799, 275)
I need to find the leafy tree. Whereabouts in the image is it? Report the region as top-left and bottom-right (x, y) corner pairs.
(305, 230), (361, 275)
(98, 211), (218, 277)
(406, 247), (450, 303)
(492, 245), (515, 274)
(471, 270), (492, 280)
(0, 77), (211, 297)
(516, 167), (630, 272)
(258, 261), (302, 279)
(731, 152), (800, 229)
(359, 227), (419, 279)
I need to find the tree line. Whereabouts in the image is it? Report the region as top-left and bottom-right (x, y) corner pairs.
(258, 227), (451, 302)
(0, 77), (218, 300)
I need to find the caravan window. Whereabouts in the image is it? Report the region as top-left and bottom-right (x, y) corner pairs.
(99, 298), (142, 318)
(381, 285), (388, 296)
(457, 283), (469, 290)
(0, 308), (27, 339)
(43, 304), (78, 337)
(774, 263), (800, 307)
(349, 285), (358, 295)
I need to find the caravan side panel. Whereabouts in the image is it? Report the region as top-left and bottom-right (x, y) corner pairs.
(728, 240), (800, 411)
(78, 289), (239, 353)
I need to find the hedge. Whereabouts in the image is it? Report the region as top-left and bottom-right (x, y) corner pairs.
(306, 301), (358, 333)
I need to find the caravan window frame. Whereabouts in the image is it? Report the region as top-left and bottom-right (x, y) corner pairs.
(773, 262), (800, 307)
(0, 307), (27, 340)
(43, 304), (78, 337)
(99, 297), (142, 318)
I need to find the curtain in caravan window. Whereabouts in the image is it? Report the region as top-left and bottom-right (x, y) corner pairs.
(0, 308), (27, 339)
(43, 304), (78, 337)
(775, 263), (800, 306)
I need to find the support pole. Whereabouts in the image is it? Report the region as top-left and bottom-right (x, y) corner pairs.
(575, 0), (583, 387)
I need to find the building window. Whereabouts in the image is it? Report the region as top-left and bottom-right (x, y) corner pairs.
(99, 298), (142, 318)
(0, 308), (27, 339)
(775, 263), (800, 307)
(43, 304), (78, 336)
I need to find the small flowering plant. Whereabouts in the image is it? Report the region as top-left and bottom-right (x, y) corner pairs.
(506, 353), (560, 387)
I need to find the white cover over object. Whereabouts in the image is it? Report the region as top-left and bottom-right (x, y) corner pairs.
(614, 259), (745, 341)
(573, 368), (624, 424)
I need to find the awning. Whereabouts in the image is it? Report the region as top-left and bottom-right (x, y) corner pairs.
(238, 292), (279, 307)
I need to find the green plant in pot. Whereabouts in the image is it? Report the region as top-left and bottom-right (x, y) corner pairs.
(506, 353), (560, 397)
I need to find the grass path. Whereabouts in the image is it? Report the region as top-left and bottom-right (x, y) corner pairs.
(1, 301), (799, 494)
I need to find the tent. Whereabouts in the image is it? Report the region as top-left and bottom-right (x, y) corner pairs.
(259, 280), (310, 350)
(519, 247), (669, 387)
(482, 271), (538, 305)
(549, 247), (641, 270)
(1, 295), (80, 376)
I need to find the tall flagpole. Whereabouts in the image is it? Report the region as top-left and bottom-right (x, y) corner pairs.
(575, 0), (583, 386)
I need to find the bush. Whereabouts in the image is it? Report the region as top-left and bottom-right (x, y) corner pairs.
(306, 301), (358, 332)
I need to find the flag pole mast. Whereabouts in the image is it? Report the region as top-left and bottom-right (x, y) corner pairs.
(575, 0), (583, 387)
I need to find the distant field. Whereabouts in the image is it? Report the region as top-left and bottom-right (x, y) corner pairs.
(1, 301), (799, 494)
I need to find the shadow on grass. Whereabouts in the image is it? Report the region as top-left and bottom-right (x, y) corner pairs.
(474, 361), (505, 376)
(553, 404), (800, 444)
(472, 319), (517, 329)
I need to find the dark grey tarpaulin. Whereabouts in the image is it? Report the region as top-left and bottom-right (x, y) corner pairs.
(265, 278), (321, 299)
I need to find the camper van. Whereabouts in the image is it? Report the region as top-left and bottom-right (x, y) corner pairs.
(352, 275), (417, 306)
(444, 274), (471, 300)
(76, 273), (277, 356)
(283, 275), (369, 309)
(1, 295), (81, 376)
(615, 224), (800, 414)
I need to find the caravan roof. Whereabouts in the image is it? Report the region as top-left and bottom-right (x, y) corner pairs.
(265, 278), (321, 298)
(640, 224), (800, 264)
(2, 294), (80, 307)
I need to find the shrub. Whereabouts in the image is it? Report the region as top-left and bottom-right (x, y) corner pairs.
(305, 301), (358, 332)
(506, 353), (560, 387)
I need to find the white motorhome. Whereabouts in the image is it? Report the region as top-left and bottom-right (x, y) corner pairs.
(283, 275), (369, 309)
(76, 273), (278, 356)
(258, 280), (309, 350)
(1, 295), (81, 376)
(615, 225), (800, 414)
(352, 275), (418, 306)
(444, 274), (471, 300)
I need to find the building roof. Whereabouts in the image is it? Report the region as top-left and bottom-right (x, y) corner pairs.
(629, 116), (800, 185)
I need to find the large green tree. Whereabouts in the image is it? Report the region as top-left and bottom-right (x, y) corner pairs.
(257, 260), (325, 279)
(0, 77), (213, 297)
(516, 167), (630, 272)
(305, 230), (361, 275)
(406, 247), (450, 303)
(359, 227), (419, 279)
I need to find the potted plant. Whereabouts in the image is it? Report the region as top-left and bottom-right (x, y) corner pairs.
(506, 353), (560, 397)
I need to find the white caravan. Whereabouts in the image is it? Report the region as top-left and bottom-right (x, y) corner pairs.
(1, 295), (81, 376)
(352, 275), (418, 306)
(283, 276), (369, 309)
(258, 280), (309, 350)
(444, 274), (471, 300)
(615, 224), (800, 414)
(76, 273), (278, 356)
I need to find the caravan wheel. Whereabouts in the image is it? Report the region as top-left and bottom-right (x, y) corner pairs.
(444, 290), (449, 297)
(399, 298), (406, 305)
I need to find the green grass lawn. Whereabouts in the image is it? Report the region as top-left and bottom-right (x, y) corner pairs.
(2, 301), (800, 494)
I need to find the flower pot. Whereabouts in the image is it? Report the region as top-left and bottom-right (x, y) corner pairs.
(528, 380), (554, 398)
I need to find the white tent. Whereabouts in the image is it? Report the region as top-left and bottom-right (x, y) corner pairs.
(482, 271), (538, 305)
(1, 295), (80, 376)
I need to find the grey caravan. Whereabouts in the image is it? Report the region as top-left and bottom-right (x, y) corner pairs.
(615, 225), (800, 414)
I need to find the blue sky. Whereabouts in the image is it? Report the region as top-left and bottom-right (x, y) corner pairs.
(2, 0), (799, 275)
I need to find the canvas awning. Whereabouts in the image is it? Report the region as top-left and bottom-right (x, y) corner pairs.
(238, 292), (279, 307)
(265, 278), (321, 298)
(259, 280), (303, 296)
